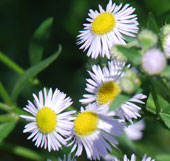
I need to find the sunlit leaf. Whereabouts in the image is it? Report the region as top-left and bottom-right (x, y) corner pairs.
(116, 46), (141, 66)
(110, 94), (130, 111)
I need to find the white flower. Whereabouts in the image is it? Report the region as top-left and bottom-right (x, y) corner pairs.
(124, 120), (145, 140)
(103, 154), (155, 161)
(80, 60), (147, 123)
(163, 34), (170, 58)
(58, 153), (76, 161)
(68, 103), (123, 160)
(77, 0), (139, 59)
(20, 88), (75, 152)
(142, 48), (166, 75)
(123, 154), (155, 161)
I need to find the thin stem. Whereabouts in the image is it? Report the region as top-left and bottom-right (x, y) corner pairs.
(0, 113), (18, 122)
(0, 52), (24, 74)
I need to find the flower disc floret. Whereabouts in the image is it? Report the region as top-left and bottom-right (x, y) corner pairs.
(92, 12), (116, 35)
(97, 81), (121, 105)
(74, 112), (98, 136)
(36, 107), (56, 133)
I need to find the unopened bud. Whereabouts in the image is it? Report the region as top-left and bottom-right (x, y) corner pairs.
(142, 48), (166, 75)
(110, 45), (127, 61)
(137, 30), (158, 50)
(120, 70), (141, 94)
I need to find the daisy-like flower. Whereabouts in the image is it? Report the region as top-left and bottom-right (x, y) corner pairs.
(58, 154), (76, 161)
(80, 60), (147, 123)
(68, 103), (123, 160)
(103, 154), (155, 161)
(47, 153), (76, 161)
(124, 119), (145, 141)
(20, 88), (75, 152)
(77, 0), (139, 59)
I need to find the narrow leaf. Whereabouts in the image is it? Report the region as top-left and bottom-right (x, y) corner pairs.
(29, 17), (53, 65)
(0, 52), (24, 74)
(0, 142), (44, 161)
(116, 46), (141, 66)
(110, 94), (130, 111)
(160, 113), (170, 129)
(0, 82), (13, 105)
(11, 45), (62, 101)
(146, 12), (159, 33)
(0, 121), (16, 143)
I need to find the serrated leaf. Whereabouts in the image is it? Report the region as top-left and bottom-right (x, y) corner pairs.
(146, 12), (159, 33)
(11, 45), (62, 101)
(0, 121), (16, 143)
(110, 94), (130, 111)
(29, 17), (53, 66)
(160, 113), (170, 129)
(116, 46), (141, 66)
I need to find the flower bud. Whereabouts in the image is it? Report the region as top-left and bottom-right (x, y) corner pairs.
(137, 29), (157, 50)
(162, 34), (170, 58)
(142, 48), (166, 75)
(120, 69), (141, 94)
(161, 24), (170, 36)
(110, 45), (127, 61)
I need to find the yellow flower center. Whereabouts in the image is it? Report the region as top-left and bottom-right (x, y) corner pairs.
(36, 107), (57, 133)
(92, 12), (116, 35)
(97, 81), (121, 105)
(74, 112), (99, 136)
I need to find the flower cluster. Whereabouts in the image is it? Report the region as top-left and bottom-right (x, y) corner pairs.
(20, 0), (163, 160)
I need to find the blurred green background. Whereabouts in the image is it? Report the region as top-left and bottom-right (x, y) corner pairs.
(0, 0), (170, 160)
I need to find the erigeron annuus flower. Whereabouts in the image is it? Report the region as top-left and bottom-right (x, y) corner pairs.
(20, 88), (75, 152)
(58, 153), (76, 161)
(68, 103), (123, 160)
(80, 60), (147, 123)
(104, 154), (155, 161)
(77, 0), (139, 59)
(124, 119), (145, 141)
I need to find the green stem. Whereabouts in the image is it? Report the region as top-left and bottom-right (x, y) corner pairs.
(0, 52), (24, 74)
(0, 82), (13, 105)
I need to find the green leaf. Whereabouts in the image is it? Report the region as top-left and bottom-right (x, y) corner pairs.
(29, 17), (53, 65)
(0, 52), (24, 74)
(161, 65), (170, 79)
(0, 142), (44, 161)
(110, 94), (130, 111)
(151, 77), (170, 104)
(160, 113), (170, 129)
(0, 82), (13, 105)
(0, 121), (16, 143)
(11, 45), (62, 101)
(116, 46), (141, 66)
(156, 153), (170, 161)
(146, 12), (159, 33)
